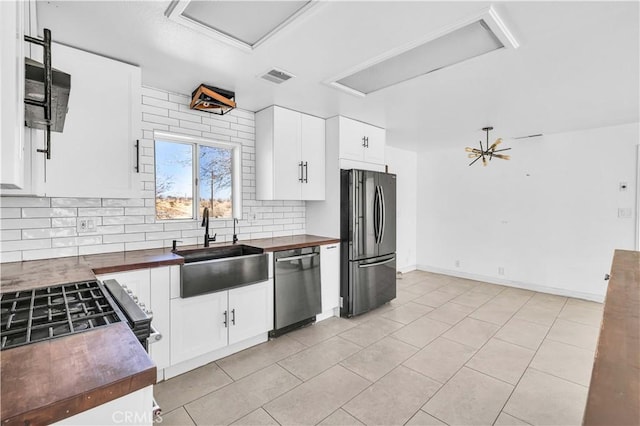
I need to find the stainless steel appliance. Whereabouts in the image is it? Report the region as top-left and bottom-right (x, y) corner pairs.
(0, 279), (153, 350)
(270, 246), (321, 337)
(340, 169), (397, 317)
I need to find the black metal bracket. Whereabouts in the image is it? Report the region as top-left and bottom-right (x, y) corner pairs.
(135, 140), (140, 172)
(25, 29), (52, 159)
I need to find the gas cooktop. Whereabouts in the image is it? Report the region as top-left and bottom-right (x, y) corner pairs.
(0, 280), (122, 350)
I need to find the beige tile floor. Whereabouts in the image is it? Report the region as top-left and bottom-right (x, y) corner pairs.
(154, 271), (603, 426)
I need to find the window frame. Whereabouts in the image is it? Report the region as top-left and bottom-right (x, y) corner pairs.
(153, 130), (242, 222)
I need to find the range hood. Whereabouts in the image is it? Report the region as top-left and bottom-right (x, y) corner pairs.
(24, 57), (71, 132)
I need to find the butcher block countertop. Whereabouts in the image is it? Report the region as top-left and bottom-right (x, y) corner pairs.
(0, 234), (338, 424)
(583, 249), (640, 425)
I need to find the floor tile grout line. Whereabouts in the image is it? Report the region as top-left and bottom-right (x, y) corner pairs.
(492, 297), (571, 425)
(526, 366), (590, 389)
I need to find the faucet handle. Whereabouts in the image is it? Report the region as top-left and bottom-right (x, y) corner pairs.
(172, 240), (183, 252)
(212, 233), (217, 241)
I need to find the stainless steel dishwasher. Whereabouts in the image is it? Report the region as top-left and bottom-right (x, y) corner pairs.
(270, 246), (321, 337)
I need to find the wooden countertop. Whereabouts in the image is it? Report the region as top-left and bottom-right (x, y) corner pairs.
(583, 249), (640, 425)
(0, 322), (156, 425)
(0, 234), (338, 423)
(0, 234), (339, 292)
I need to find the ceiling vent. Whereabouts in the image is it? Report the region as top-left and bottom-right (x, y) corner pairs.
(326, 7), (519, 97)
(260, 68), (296, 85)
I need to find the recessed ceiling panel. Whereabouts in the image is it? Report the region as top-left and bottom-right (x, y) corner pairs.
(180, 0), (311, 46)
(336, 20), (503, 95)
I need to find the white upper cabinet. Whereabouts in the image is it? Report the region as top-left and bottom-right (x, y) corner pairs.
(256, 106), (325, 200)
(336, 116), (386, 167)
(44, 43), (141, 198)
(0, 0), (25, 190)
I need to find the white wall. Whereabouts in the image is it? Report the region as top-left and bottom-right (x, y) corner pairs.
(385, 146), (417, 272)
(0, 86), (306, 263)
(417, 123), (638, 301)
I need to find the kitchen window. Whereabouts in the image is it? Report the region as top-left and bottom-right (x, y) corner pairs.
(154, 132), (242, 221)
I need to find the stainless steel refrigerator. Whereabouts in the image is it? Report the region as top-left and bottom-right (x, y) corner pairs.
(340, 169), (396, 317)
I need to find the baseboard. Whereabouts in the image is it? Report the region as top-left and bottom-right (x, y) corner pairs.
(161, 333), (268, 380)
(397, 264), (417, 274)
(416, 264), (605, 303)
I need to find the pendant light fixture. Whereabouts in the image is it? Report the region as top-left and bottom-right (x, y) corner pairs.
(465, 127), (511, 167)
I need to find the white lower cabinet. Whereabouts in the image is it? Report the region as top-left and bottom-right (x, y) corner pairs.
(169, 279), (274, 366)
(319, 243), (340, 320)
(170, 290), (228, 365)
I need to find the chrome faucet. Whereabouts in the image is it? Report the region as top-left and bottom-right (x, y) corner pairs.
(201, 207), (216, 247)
(233, 218), (239, 244)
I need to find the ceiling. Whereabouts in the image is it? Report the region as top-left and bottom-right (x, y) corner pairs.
(36, 1), (639, 152)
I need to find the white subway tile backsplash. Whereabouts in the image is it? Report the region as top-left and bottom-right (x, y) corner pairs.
(102, 216), (146, 225)
(52, 218), (77, 228)
(78, 208), (124, 217)
(142, 104), (169, 117)
(0, 88), (307, 263)
(125, 223), (164, 233)
(1, 218), (51, 229)
(22, 247), (78, 261)
(52, 236), (102, 248)
(79, 243), (125, 256)
(0, 251), (22, 262)
(95, 225), (126, 235)
(22, 228), (76, 239)
(0, 208), (21, 218)
(102, 199), (146, 207)
(1, 239), (51, 252)
(141, 86), (169, 100)
(1, 230), (22, 241)
(0, 197), (51, 208)
(22, 208), (77, 218)
(125, 240), (163, 251)
(51, 198), (101, 207)
(143, 113), (179, 127)
(102, 233), (145, 244)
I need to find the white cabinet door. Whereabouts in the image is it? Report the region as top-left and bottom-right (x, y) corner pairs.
(338, 117), (365, 162)
(320, 244), (340, 315)
(44, 43), (141, 198)
(0, 0), (25, 190)
(170, 291), (228, 365)
(228, 280), (273, 345)
(301, 114), (325, 200)
(256, 105), (326, 201)
(272, 107), (302, 200)
(363, 125), (386, 165)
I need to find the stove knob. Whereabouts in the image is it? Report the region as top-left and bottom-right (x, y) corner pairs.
(138, 302), (146, 310)
(132, 295), (139, 303)
(121, 285), (128, 290)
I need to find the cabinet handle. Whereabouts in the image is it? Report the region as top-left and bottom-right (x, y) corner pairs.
(223, 310), (228, 328)
(135, 140), (140, 173)
(362, 136), (367, 147)
(231, 308), (236, 325)
(304, 161), (308, 183)
(326, 245), (337, 249)
(365, 137), (369, 148)
(298, 161), (304, 182)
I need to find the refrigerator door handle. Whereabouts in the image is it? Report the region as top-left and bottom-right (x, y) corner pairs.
(379, 185), (386, 244)
(358, 256), (395, 268)
(373, 185), (380, 243)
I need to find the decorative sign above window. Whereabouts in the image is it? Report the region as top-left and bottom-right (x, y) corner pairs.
(465, 127), (511, 167)
(190, 84), (236, 115)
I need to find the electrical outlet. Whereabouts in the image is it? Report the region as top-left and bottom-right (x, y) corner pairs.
(498, 267), (505, 276)
(77, 219), (96, 233)
(618, 208), (633, 218)
(249, 212), (257, 220)
(455, 260), (460, 268)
